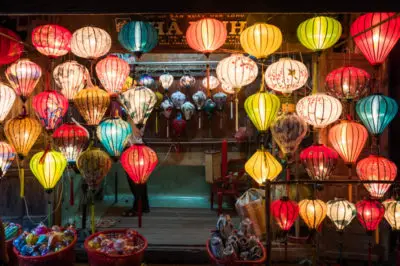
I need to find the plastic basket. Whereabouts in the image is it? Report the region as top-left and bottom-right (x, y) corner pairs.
(206, 238), (266, 266)
(13, 228), (77, 266)
(6, 224), (22, 266)
(84, 229), (148, 266)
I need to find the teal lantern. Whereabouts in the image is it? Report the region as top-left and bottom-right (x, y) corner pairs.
(118, 21), (158, 58)
(356, 93), (398, 136)
(96, 116), (133, 160)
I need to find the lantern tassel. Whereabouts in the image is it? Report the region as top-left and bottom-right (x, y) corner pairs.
(347, 165), (353, 202)
(91, 199), (95, 234)
(19, 167), (24, 198)
(286, 166), (290, 197)
(235, 96), (239, 131)
(138, 197), (142, 228)
(311, 53), (319, 95)
(375, 227), (379, 244)
(47, 199), (52, 227)
(166, 120), (170, 138)
(230, 100), (233, 120)
(70, 175), (74, 206)
(198, 112), (202, 129)
(155, 112), (159, 135)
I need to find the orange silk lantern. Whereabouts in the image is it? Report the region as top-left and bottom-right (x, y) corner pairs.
(95, 55), (130, 96)
(74, 86), (110, 126)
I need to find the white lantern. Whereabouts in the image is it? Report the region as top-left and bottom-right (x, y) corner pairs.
(383, 200), (400, 230)
(53, 61), (88, 100)
(71, 26), (111, 59)
(327, 198), (356, 231)
(171, 91), (186, 110)
(95, 55), (130, 96)
(202, 75), (220, 90)
(0, 83), (16, 123)
(265, 58), (309, 94)
(159, 73), (174, 90)
(221, 82), (235, 95)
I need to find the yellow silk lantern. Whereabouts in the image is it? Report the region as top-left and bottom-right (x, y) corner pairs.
(299, 199), (327, 230)
(74, 86), (110, 126)
(245, 146), (282, 184)
(383, 200), (400, 230)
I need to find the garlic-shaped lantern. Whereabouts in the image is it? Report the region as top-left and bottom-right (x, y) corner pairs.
(327, 198), (356, 231)
(171, 90), (186, 110)
(181, 101), (195, 120)
(95, 55), (130, 96)
(159, 73), (174, 91)
(192, 91), (207, 111)
(172, 113), (186, 137)
(161, 99), (173, 119)
(53, 61), (88, 100)
(139, 74), (155, 88)
(202, 75), (220, 90)
(180, 74), (196, 89)
(74, 86), (110, 126)
(204, 99), (216, 119)
(0, 82), (16, 123)
(213, 92), (227, 111)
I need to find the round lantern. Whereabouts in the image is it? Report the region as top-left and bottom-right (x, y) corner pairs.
(356, 199), (384, 232)
(265, 58), (309, 95)
(181, 101), (195, 120)
(297, 16), (342, 51)
(351, 13), (400, 66)
(300, 144), (338, 180)
(139, 74), (155, 88)
(240, 23), (282, 59)
(0, 82), (16, 123)
(118, 21), (158, 57)
(221, 82), (235, 95)
(71, 26), (111, 59)
(161, 99), (173, 119)
(327, 198), (356, 231)
(77, 147), (112, 191)
(202, 75), (220, 90)
(356, 94), (398, 136)
(213, 92), (227, 111)
(119, 86), (157, 129)
(159, 73), (174, 90)
(31, 24), (72, 58)
(296, 93), (342, 128)
(53, 61), (88, 100)
(32, 90), (69, 132)
(120, 144), (158, 184)
(5, 59), (42, 102)
(271, 197), (299, 231)
(96, 55), (130, 96)
(204, 99), (216, 119)
(328, 120), (368, 165)
(172, 113), (186, 137)
(180, 75), (196, 89)
(74, 86), (110, 126)
(192, 91), (207, 110)
(325, 66), (370, 100)
(0, 141), (16, 177)
(53, 122), (89, 163)
(97, 117), (133, 159)
(0, 27), (23, 65)
(171, 91), (186, 110)
(30, 150), (67, 192)
(356, 155), (397, 199)
(186, 18), (227, 55)
(298, 199), (327, 230)
(245, 146), (282, 184)
(383, 200), (400, 230)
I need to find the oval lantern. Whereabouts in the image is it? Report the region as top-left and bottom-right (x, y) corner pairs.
(356, 155), (397, 199)
(325, 66), (370, 100)
(296, 93), (342, 128)
(96, 55), (130, 96)
(300, 144), (338, 180)
(271, 197), (299, 231)
(245, 146), (282, 184)
(32, 24), (72, 58)
(0, 82), (16, 123)
(202, 75), (220, 90)
(71, 26), (111, 59)
(97, 117), (132, 159)
(328, 120), (368, 165)
(32, 90), (69, 132)
(240, 23), (282, 59)
(181, 101), (195, 120)
(180, 74), (196, 89)
(327, 198), (356, 231)
(159, 73), (174, 90)
(53, 61), (88, 100)
(356, 94), (398, 136)
(172, 113), (186, 137)
(186, 18), (227, 55)
(5, 59), (42, 102)
(171, 90), (186, 110)
(297, 16), (342, 51)
(161, 99), (173, 119)
(213, 92), (227, 111)
(383, 200), (400, 230)
(192, 91), (207, 110)
(356, 199), (384, 232)
(265, 58), (309, 95)
(0, 142), (16, 178)
(139, 74), (155, 88)
(299, 199), (327, 230)
(0, 27), (23, 65)
(118, 21), (158, 58)
(74, 86), (110, 126)
(351, 13), (400, 66)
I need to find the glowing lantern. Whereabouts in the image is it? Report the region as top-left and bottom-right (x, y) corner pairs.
(356, 94), (398, 136)
(356, 199), (384, 232)
(299, 199), (327, 230)
(139, 74), (155, 88)
(325, 66), (370, 100)
(0, 27), (23, 65)
(327, 198), (356, 231)
(53, 122), (89, 163)
(265, 58), (309, 95)
(297, 16), (342, 51)
(213, 92), (227, 111)
(97, 117), (133, 158)
(300, 144), (338, 180)
(0, 142), (16, 177)
(351, 13), (400, 66)
(74, 87), (110, 126)
(159, 73), (174, 91)
(271, 197), (299, 231)
(0, 82), (16, 122)
(181, 101), (195, 120)
(186, 18), (227, 55)
(202, 75), (220, 90)
(296, 93), (342, 128)
(328, 120), (368, 164)
(53, 61), (88, 100)
(172, 113), (186, 137)
(171, 91), (186, 110)
(5, 59), (42, 102)
(245, 146), (282, 184)
(221, 82), (235, 95)
(192, 91), (207, 110)
(356, 155), (397, 199)
(122, 76), (133, 92)
(30, 150), (67, 192)
(31, 24), (72, 58)
(71, 26), (111, 59)
(96, 55), (130, 96)
(240, 23), (282, 59)
(180, 75), (196, 89)
(383, 200), (400, 230)
(120, 86), (157, 129)
(32, 90), (69, 132)
(118, 21), (158, 57)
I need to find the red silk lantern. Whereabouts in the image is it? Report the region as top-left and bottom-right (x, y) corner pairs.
(356, 155), (397, 198)
(95, 55), (130, 96)
(351, 13), (400, 66)
(32, 24), (72, 58)
(0, 27), (23, 65)
(32, 90), (69, 132)
(356, 199), (384, 232)
(271, 197), (299, 231)
(172, 113), (186, 137)
(300, 144), (338, 180)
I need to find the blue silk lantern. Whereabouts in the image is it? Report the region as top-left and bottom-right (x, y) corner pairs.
(356, 93), (398, 136)
(118, 21), (158, 58)
(139, 74), (155, 88)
